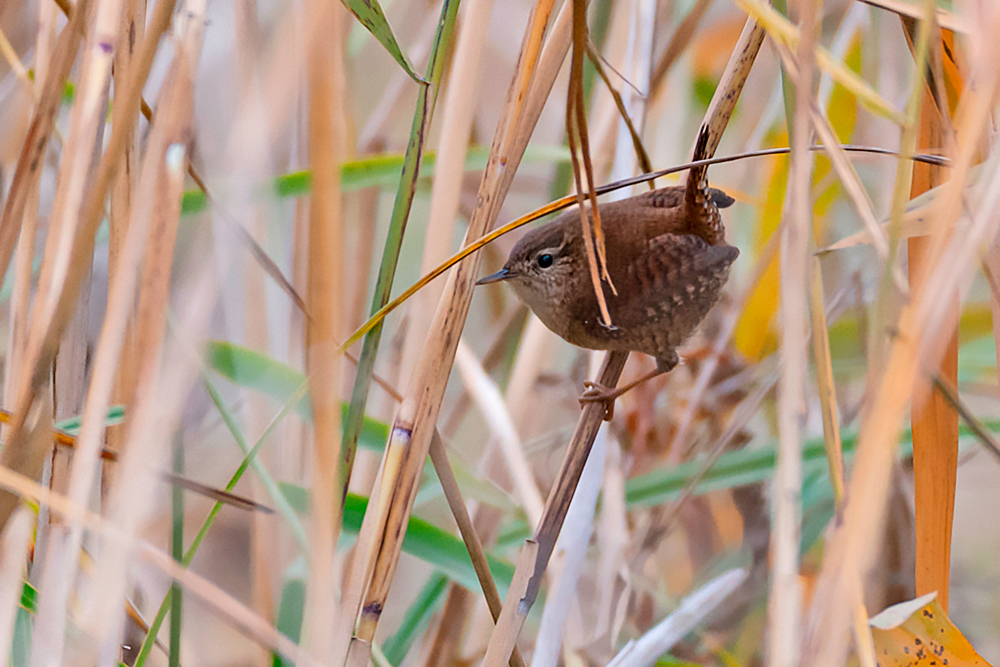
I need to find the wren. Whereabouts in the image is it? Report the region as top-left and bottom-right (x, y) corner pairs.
(477, 129), (738, 419)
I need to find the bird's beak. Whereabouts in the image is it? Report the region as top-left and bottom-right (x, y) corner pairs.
(476, 268), (513, 285)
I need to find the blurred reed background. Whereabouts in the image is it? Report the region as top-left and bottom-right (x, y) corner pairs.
(0, 0), (998, 665)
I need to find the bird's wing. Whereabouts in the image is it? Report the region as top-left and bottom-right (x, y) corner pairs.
(603, 233), (739, 330)
(632, 186), (686, 209)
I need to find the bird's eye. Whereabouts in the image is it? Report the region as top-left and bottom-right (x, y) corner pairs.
(537, 253), (554, 269)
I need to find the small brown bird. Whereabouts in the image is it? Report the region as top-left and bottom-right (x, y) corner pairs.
(478, 129), (738, 418)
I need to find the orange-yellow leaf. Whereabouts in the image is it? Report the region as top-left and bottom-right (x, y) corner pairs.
(733, 138), (786, 361)
(870, 592), (994, 667)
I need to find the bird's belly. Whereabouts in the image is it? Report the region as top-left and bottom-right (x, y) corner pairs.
(518, 263), (730, 359)
(574, 279), (727, 357)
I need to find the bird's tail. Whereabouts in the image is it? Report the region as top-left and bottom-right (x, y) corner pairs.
(684, 124), (726, 246)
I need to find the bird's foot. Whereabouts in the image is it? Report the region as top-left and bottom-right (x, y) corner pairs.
(579, 366), (670, 421)
(579, 381), (623, 421)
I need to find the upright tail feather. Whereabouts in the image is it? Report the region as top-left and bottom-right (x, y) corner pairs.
(684, 125), (726, 246)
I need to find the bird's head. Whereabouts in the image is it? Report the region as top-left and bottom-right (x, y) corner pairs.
(476, 220), (579, 309)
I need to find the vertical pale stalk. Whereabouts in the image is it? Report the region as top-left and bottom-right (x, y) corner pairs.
(808, 257), (844, 503)
(106, 0), (146, 483)
(9, 0), (114, 545)
(29, 1), (203, 661)
(768, 1), (817, 665)
(607, 0), (654, 198)
(0, 0), (88, 293)
(593, 433), (626, 642)
(530, 432), (605, 667)
(301, 0), (346, 654)
(233, 0), (276, 648)
(81, 156), (216, 666)
(7, 0), (56, 567)
(0, 0), (156, 524)
(15, 0), (123, 406)
(399, 0), (497, 387)
(4, 0), (55, 434)
(17, 0), (121, 658)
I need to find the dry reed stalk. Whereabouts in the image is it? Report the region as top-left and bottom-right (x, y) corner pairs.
(338, 345), (523, 666)
(0, 461), (329, 666)
(566, 0), (613, 324)
(454, 341), (544, 527)
(0, 27), (32, 87)
(0, 0), (176, 509)
(53, 249), (94, 492)
(301, 0), (347, 655)
(0, 0), (89, 292)
(5, 0), (57, 567)
(987, 243), (1000, 394)
(40, 0), (121, 438)
(4, 0), (55, 451)
(767, 1), (817, 664)
(592, 434), (626, 643)
(482, 15), (767, 667)
(80, 253), (218, 661)
(332, 0), (562, 659)
(426, 433), (528, 667)
(28, 4), (204, 663)
(233, 3), (279, 639)
(701, 18), (765, 151)
(399, 0), (497, 386)
(481, 540), (539, 667)
(860, 0), (967, 34)
(851, 577), (879, 667)
(1, 0), (102, 535)
(802, 8), (1000, 662)
(418, 316), (547, 667)
(531, 430), (605, 667)
(604, 569), (748, 667)
(106, 0), (146, 476)
(527, 0), (653, 656)
(809, 105), (887, 258)
(481, 352), (627, 667)
(606, 0), (655, 192)
(808, 256), (844, 503)
(908, 71), (958, 614)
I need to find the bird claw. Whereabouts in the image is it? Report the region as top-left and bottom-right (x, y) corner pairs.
(579, 381), (617, 421)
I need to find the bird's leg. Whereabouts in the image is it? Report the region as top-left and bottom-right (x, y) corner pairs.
(579, 352), (678, 421)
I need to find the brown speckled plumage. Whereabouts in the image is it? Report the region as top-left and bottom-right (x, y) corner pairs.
(479, 128), (738, 379)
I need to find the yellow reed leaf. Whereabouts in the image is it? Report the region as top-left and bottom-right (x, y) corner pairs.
(734, 137), (787, 361)
(870, 592), (994, 667)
